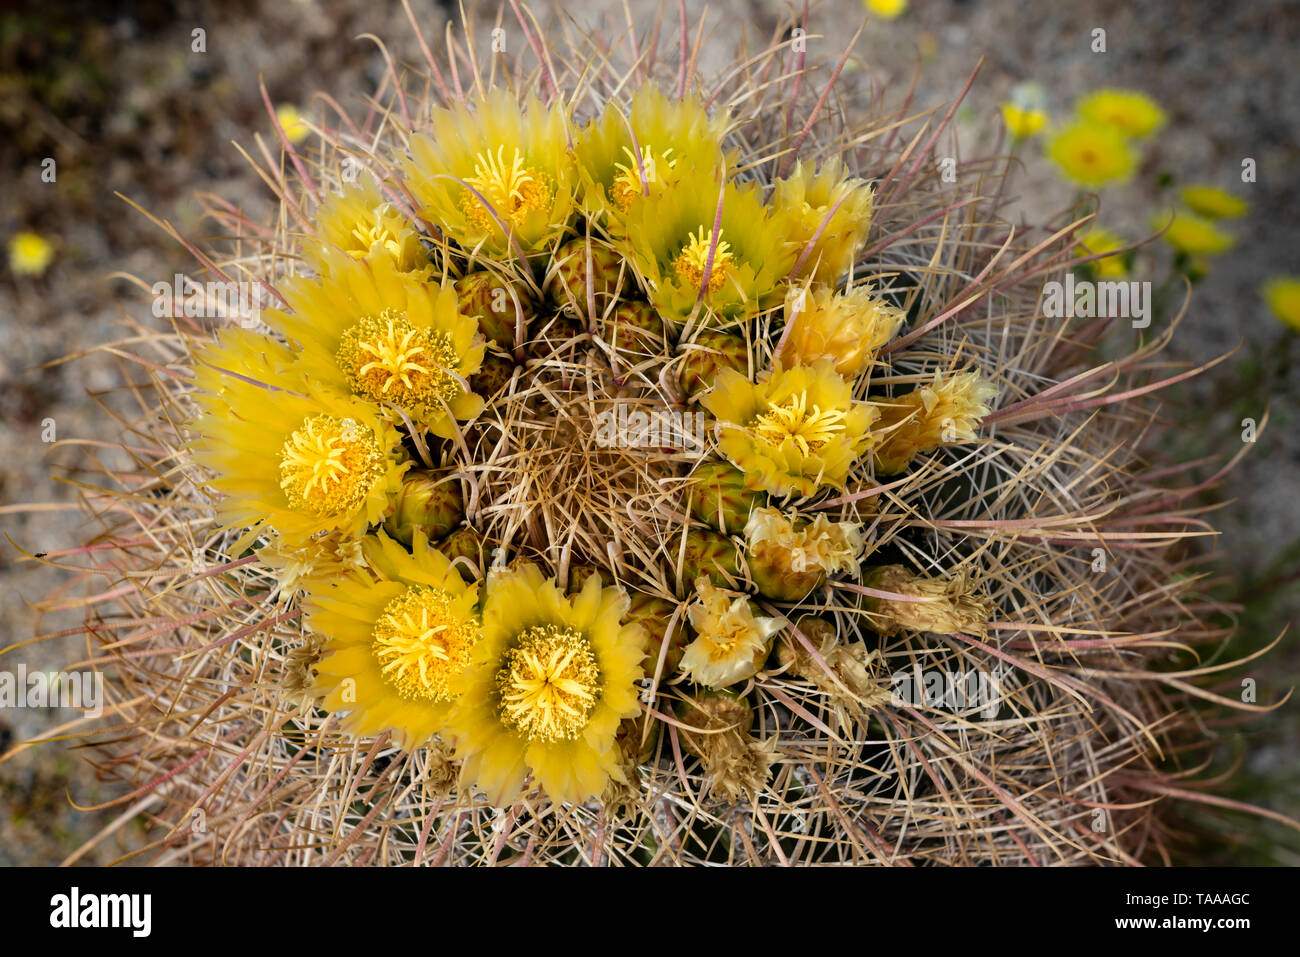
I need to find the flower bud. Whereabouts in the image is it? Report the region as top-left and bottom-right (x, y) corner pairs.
(547, 238), (626, 318)
(676, 330), (749, 403)
(469, 352), (516, 398)
(628, 591), (687, 676)
(384, 471), (464, 547)
(776, 283), (904, 379)
(454, 270), (533, 348)
(688, 461), (765, 534)
(680, 527), (743, 589)
(598, 301), (670, 368)
(437, 524), (487, 580)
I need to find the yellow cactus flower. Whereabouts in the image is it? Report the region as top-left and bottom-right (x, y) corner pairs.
(257, 532), (367, 598)
(8, 231), (54, 277)
(1076, 88), (1166, 138)
(1157, 210), (1235, 257)
(680, 578), (783, 688)
(265, 249), (485, 436)
(190, 327), (408, 545)
(617, 171), (794, 322)
(449, 565), (645, 805)
(574, 86), (730, 226)
(306, 531), (482, 747)
(1000, 102), (1048, 139)
(1179, 185), (1249, 220)
(276, 104), (311, 144)
(405, 89), (576, 257)
(1046, 120), (1138, 188)
(873, 369), (997, 475)
(771, 158), (875, 284)
(776, 283), (905, 378)
(1076, 227), (1129, 279)
(1262, 277), (1300, 332)
(704, 361), (880, 497)
(305, 178), (435, 277)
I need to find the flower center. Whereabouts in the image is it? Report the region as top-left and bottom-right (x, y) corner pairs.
(611, 145), (675, 211)
(673, 226), (734, 294)
(346, 204), (407, 262)
(461, 145), (554, 233)
(751, 391), (849, 456)
(336, 309), (464, 417)
(496, 624), (601, 742)
(371, 586), (479, 702)
(278, 414), (385, 516)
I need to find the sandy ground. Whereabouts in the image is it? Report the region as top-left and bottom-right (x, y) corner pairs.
(1, 0), (1296, 864)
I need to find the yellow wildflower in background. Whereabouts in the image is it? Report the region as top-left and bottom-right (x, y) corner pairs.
(1000, 102), (1048, 139)
(306, 178), (435, 277)
(190, 328), (408, 545)
(776, 283), (905, 378)
(276, 104), (311, 144)
(1157, 210), (1235, 257)
(307, 531), (482, 747)
(1076, 227), (1129, 279)
(8, 231), (53, 277)
(267, 250), (486, 435)
(449, 565), (645, 805)
(771, 158), (875, 284)
(1262, 277), (1300, 332)
(681, 578), (783, 688)
(703, 361), (879, 497)
(1179, 185), (1249, 220)
(405, 89), (576, 257)
(1076, 88), (1166, 138)
(863, 0), (907, 19)
(873, 369), (997, 475)
(1046, 119), (1138, 187)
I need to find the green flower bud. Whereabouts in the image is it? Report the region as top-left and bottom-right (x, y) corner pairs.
(384, 472), (464, 547)
(679, 528), (744, 590)
(627, 591), (687, 676)
(688, 460), (765, 534)
(470, 352), (516, 398)
(598, 301), (670, 367)
(547, 238), (627, 318)
(437, 525), (487, 580)
(676, 330), (749, 403)
(454, 271), (533, 348)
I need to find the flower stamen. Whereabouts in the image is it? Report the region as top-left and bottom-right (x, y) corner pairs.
(461, 145), (553, 232)
(673, 226), (733, 294)
(278, 415), (385, 516)
(496, 625), (601, 741)
(336, 309), (464, 417)
(751, 390), (849, 456)
(372, 586), (479, 702)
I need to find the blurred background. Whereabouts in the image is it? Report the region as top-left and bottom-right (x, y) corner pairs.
(1, 0), (1296, 864)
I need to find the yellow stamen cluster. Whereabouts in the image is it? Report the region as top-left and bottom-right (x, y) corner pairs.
(278, 414), (385, 516)
(751, 391), (849, 456)
(371, 585), (478, 702)
(345, 204), (408, 262)
(496, 624), (601, 742)
(336, 309), (462, 415)
(611, 145), (675, 210)
(673, 227), (733, 293)
(461, 145), (553, 233)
